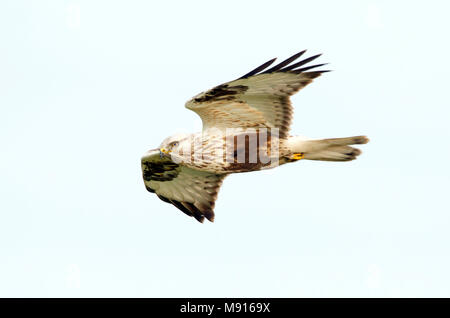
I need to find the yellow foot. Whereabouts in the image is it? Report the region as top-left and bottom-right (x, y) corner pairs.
(291, 152), (305, 160)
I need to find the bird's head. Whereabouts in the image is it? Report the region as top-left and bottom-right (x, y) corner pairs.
(159, 133), (189, 158)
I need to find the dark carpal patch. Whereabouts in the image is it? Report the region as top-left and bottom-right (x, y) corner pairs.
(142, 161), (180, 182)
(193, 84), (248, 103)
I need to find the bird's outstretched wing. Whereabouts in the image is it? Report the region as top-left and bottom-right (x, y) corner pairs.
(185, 50), (329, 138)
(141, 149), (227, 223)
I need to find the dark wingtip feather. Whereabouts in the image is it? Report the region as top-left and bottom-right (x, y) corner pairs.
(299, 70), (330, 79)
(170, 200), (194, 218)
(291, 63), (328, 73)
(238, 51), (328, 79)
(262, 50), (306, 74)
(239, 58), (277, 79)
(280, 53), (322, 72)
(204, 210), (215, 222)
(193, 213), (205, 223)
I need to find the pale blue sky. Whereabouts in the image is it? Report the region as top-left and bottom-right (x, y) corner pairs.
(1, 0), (449, 297)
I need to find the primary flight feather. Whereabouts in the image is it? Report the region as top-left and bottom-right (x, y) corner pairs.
(141, 50), (369, 223)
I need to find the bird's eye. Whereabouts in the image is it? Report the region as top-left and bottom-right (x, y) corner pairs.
(172, 142), (178, 147)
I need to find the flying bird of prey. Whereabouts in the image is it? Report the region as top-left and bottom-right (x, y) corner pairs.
(141, 50), (369, 223)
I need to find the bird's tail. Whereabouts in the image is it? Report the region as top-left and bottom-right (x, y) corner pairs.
(285, 135), (369, 162)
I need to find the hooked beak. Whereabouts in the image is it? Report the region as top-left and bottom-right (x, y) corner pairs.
(159, 148), (169, 158)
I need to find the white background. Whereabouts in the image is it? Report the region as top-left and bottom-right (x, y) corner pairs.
(1, 0), (449, 297)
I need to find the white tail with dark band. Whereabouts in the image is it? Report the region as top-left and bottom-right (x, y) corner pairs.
(287, 135), (369, 162)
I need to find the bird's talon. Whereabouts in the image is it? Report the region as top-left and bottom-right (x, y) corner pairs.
(292, 152), (305, 160)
